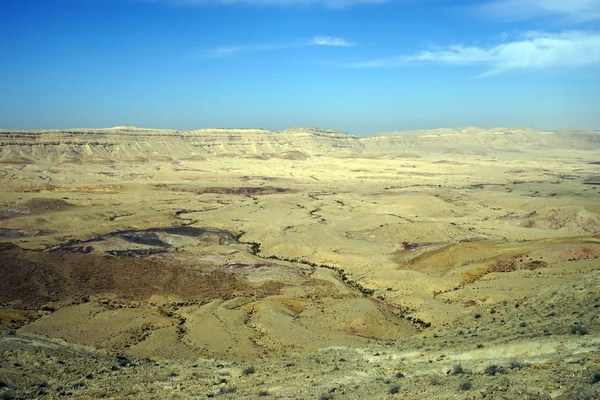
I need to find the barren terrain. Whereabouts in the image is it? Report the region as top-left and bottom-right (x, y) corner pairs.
(1, 126), (599, 399)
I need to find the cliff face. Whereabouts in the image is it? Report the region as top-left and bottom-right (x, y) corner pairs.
(0, 126), (598, 163)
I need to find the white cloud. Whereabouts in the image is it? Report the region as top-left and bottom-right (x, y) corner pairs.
(312, 36), (353, 47)
(350, 31), (600, 76)
(203, 36), (353, 58)
(480, 0), (600, 23)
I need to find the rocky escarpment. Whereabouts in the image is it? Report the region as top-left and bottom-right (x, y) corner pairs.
(0, 126), (598, 163)
(0, 126), (360, 163)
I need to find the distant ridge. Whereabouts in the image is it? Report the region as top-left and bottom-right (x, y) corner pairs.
(0, 126), (598, 163)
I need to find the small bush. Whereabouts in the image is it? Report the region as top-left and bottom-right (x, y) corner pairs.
(389, 384), (400, 394)
(258, 390), (270, 396)
(571, 324), (589, 335)
(218, 386), (236, 395)
(429, 376), (441, 386)
(485, 365), (507, 376)
(319, 394), (334, 400)
(243, 366), (256, 375)
(459, 381), (472, 391)
(509, 360), (528, 370)
(452, 364), (471, 375)
(116, 356), (132, 367)
(591, 371), (600, 385)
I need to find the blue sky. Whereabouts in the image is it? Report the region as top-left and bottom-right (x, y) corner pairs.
(0, 0), (599, 133)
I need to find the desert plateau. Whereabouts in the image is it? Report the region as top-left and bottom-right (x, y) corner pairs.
(1, 126), (600, 399)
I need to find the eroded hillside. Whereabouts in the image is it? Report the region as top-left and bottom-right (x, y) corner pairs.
(1, 126), (599, 399)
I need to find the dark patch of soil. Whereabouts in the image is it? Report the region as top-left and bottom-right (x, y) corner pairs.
(158, 185), (293, 196)
(0, 228), (28, 238)
(48, 226), (240, 253)
(105, 249), (168, 257)
(401, 241), (438, 251)
(22, 198), (74, 212)
(269, 151), (308, 161)
(0, 244), (263, 309)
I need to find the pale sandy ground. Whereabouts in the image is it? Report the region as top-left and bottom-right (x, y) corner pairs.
(1, 129), (600, 398)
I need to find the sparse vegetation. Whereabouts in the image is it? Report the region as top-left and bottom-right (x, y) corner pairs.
(571, 324), (589, 335)
(485, 365), (507, 376)
(218, 386), (236, 395)
(509, 360), (529, 370)
(243, 366), (256, 375)
(452, 364), (471, 375)
(116, 355), (132, 367)
(458, 381), (472, 391)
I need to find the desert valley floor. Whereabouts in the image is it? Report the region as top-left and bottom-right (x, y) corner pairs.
(1, 126), (599, 399)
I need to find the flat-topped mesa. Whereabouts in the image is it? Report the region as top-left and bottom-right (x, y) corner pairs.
(0, 126), (598, 163)
(0, 126), (363, 162)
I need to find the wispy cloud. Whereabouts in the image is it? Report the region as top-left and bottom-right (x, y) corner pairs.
(147, 0), (385, 7)
(479, 0), (600, 23)
(204, 36), (353, 57)
(311, 36), (353, 47)
(350, 31), (600, 77)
